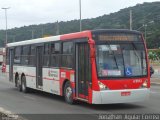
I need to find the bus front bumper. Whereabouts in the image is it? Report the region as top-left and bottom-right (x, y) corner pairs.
(92, 88), (150, 104)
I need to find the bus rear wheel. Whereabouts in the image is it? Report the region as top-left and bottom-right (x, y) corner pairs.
(64, 81), (74, 104)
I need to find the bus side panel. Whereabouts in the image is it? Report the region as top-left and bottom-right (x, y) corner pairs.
(13, 66), (36, 89)
(25, 67), (36, 89)
(42, 68), (60, 95)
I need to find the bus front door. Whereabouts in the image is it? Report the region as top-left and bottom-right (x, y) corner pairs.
(76, 43), (91, 101)
(9, 49), (14, 82)
(36, 46), (43, 89)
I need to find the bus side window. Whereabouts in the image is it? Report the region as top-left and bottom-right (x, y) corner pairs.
(50, 43), (61, 67)
(29, 45), (35, 66)
(21, 45), (30, 65)
(62, 42), (73, 68)
(43, 43), (50, 67)
(14, 47), (21, 64)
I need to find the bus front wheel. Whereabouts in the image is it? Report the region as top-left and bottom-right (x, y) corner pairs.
(64, 81), (74, 104)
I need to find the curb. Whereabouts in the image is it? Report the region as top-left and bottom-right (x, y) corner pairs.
(0, 107), (27, 120)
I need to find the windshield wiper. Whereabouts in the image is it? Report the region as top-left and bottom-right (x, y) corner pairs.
(108, 45), (118, 69)
(132, 42), (140, 62)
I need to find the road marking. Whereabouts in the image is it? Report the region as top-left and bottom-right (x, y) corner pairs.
(24, 95), (36, 100)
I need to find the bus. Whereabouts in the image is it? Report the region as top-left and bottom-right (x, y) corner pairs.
(6, 29), (150, 104)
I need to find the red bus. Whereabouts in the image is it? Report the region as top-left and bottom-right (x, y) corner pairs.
(6, 29), (150, 104)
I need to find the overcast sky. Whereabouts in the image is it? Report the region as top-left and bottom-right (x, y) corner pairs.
(0, 0), (158, 29)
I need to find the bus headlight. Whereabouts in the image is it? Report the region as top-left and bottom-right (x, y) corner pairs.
(141, 80), (148, 88)
(98, 81), (108, 90)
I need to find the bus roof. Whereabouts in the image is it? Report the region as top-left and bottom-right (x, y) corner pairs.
(7, 30), (92, 47)
(7, 29), (141, 47)
(7, 35), (60, 47)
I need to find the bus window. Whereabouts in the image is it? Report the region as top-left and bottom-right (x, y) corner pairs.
(63, 42), (73, 54)
(50, 43), (60, 67)
(62, 42), (73, 68)
(14, 47), (21, 64)
(21, 45), (31, 65)
(51, 43), (60, 54)
(29, 45), (35, 66)
(43, 43), (50, 66)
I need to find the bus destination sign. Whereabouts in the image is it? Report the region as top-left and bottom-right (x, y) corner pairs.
(98, 34), (141, 41)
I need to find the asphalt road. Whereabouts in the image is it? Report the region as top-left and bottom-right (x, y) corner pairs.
(0, 73), (160, 120)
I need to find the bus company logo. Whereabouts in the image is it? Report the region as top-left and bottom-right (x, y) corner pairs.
(48, 70), (58, 78)
(133, 79), (142, 83)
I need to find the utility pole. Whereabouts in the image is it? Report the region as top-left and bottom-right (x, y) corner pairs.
(129, 10), (132, 30)
(2, 7), (10, 46)
(79, 0), (82, 31)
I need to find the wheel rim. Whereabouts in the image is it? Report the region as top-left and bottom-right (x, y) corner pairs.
(66, 87), (72, 101)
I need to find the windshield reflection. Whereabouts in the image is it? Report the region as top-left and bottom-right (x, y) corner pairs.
(96, 43), (147, 78)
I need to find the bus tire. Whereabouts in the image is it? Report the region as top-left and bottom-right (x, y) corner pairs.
(64, 81), (74, 104)
(21, 76), (28, 93)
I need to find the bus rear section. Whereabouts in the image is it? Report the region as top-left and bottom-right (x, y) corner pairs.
(90, 30), (150, 104)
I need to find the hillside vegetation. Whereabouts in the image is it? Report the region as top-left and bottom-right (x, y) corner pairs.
(0, 2), (160, 49)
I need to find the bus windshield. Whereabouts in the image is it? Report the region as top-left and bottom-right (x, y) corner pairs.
(96, 43), (147, 78)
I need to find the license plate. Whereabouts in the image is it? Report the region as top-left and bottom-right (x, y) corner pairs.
(121, 91), (131, 96)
